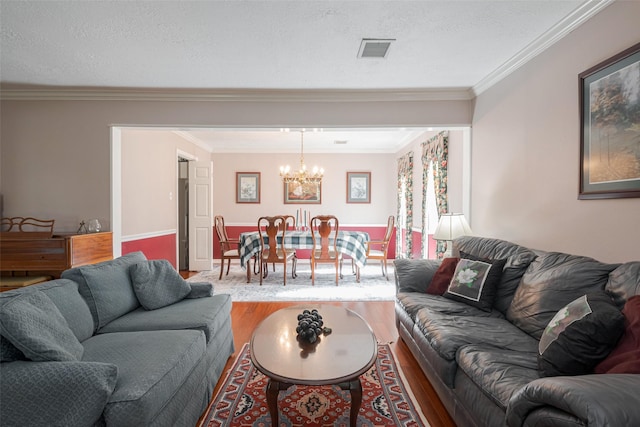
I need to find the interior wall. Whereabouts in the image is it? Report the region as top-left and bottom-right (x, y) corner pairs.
(471, 1), (640, 263)
(212, 152), (396, 226)
(0, 98), (471, 234)
(120, 129), (211, 237)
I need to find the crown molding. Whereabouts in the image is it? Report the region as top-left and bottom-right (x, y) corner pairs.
(0, 86), (474, 102)
(472, 0), (613, 97)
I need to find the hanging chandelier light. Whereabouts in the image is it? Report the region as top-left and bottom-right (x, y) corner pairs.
(279, 130), (324, 185)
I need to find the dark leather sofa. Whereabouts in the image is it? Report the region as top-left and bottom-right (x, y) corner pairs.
(394, 236), (640, 427)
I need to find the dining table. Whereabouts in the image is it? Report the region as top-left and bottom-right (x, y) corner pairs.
(239, 229), (370, 283)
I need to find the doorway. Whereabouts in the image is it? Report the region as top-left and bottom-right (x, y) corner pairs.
(178, 158), (189, 270)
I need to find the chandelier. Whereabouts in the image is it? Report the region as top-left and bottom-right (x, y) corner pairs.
(279, 130), (324, 185)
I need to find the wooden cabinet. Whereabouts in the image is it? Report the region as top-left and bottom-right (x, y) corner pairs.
(0, 231), (113, 278)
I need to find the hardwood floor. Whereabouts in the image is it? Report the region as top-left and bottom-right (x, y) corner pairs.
(183, 272), (456, 427)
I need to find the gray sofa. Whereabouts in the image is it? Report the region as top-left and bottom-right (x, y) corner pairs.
(0, 251), (234, 427)
(395, 236), (640, 427)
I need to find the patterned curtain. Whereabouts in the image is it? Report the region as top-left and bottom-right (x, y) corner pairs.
(396, 152), (414, 258)
(421, 131), (449, 258)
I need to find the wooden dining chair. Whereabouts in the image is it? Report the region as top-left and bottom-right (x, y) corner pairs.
(1, 217), (55, 238)
(310, 215), (343, 285)
(258, 216), (297, 285)
(214, 215), (241, 280)
(363, 215), (395, 280)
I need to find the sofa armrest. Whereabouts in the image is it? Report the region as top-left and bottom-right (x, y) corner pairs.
(187, 282), (214, 298)
(506, 374), (640, 427)
(393, 259), (441, 293)
(0, 360), (118, 427)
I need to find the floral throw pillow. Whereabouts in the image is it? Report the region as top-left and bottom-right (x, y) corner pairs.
(538, 292), (625, 377)
(443, 254), (506, 312)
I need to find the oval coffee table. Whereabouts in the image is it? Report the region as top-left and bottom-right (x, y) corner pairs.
(250, 305), (377, 427)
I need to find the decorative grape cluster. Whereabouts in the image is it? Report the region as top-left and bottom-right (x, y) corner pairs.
(296, 309), (331, 344)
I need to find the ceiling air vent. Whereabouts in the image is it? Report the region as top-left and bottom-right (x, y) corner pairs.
(358, 38), (395, 59)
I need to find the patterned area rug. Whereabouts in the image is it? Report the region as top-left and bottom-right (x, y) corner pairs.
(204, 343), (429, 427)
(188, 262), (395, 301)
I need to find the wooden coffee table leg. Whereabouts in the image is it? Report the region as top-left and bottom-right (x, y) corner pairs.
(266, 379), (280, 424)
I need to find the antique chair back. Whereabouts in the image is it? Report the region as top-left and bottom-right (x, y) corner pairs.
(310, 215), (342, 285)
(214, 215), (241, 280)
(257, 216), (297, 285)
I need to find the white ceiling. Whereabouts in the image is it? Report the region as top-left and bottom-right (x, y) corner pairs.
(0, 0), (603, 152)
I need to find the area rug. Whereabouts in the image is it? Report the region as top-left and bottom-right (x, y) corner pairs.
(204, 343), (429, 427)
(188, 262), (395, 302)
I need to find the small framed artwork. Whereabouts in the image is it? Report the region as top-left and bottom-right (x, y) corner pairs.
(346, 172), (371, 203)
(579, 42), (640, 199)
(284, 182), (321, 204)
(236, 172), (261, 203)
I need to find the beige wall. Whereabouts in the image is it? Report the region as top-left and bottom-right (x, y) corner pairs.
(0, 98), (471, 235)
(212, 152), (397, 226)
(120, 129), (211, 236)
(471, 1), (640, 262)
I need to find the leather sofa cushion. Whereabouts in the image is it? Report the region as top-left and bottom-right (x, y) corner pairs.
(97, 293), (232, 343)
(394, 259), (441, 293)
(456, 344), (539, 410)
(605, 261), (640, 308)
(396, 293), (503, 324)
(453, 236), (538, 314)
(415, 308), (538, 361)
(506, 252), (619, 340)
(82, 329), (205, 426)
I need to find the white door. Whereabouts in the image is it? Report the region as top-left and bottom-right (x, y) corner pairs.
(188, 161), (213, 271)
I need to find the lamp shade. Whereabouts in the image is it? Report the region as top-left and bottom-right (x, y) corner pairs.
(433, 213), (472, 241)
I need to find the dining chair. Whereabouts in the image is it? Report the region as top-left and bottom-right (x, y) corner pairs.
(363, 215), (395, 280)
(258, 215), (297, 285)
(214, 215), (241, 280)
(310, 215), (343, 285)
(1, 217), (55, 238)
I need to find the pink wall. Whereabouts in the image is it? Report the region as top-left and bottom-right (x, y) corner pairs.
(122, 234), (177, 267)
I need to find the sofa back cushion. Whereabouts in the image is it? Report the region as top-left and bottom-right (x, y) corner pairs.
(506, 252), (620, 339)
(30, 279), (95, 342)
(0, 291), (84, 361)
(453, 236), (538, 314)
(0, 279), (94, 344)
(62, 251), (146, 332)
(605, 262), (640, 308)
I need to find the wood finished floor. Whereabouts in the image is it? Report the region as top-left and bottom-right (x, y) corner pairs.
(184, 271), (456, 427)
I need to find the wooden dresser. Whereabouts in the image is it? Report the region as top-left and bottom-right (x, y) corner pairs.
(0, 231), (113, 282)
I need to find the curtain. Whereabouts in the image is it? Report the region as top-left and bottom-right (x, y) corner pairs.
(396, 152), (414, 258)
(421, 131), (449, 258)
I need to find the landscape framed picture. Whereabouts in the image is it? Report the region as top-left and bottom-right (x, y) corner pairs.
(579, 42), (640, 199)
(284, 181), (321, 204)
(346, 172), (371, 203)
(236, 172), (260, 203)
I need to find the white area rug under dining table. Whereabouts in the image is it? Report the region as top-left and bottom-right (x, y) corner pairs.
(187, 261), (396, 301)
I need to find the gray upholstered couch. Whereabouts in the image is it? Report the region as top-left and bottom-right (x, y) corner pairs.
(395, 236), (640, 427)
(0, 252), (234, 427)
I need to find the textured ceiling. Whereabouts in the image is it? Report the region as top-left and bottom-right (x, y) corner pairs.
(1, 0), (593, 91)
(0, 0), (602, 152)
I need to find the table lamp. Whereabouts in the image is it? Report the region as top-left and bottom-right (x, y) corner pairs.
(432, 213), (472, 258)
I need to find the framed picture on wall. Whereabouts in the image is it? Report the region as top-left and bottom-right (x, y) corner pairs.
(579, 42), (640, 199)
(284, 182), (321, 204)
(346, 172), (371, 203)
(236, 172), (261, 203)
